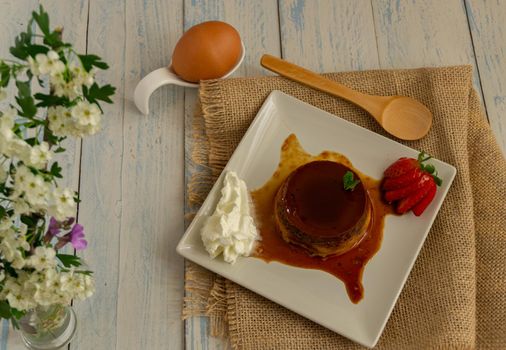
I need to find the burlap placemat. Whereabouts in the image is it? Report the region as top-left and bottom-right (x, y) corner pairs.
(183, 66), (506, 349)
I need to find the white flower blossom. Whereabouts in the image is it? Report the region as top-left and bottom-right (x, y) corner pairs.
(35, 51), (65, 76)
(48, 187), (76, 220)
(10, 138), (31, 162)
(0, 217), (12, 231)
(0, 232), (30, 269)
(72, 101), (101, 126)
(12, 199), (30, 216)
(27, 56), (41, 76)
(26, 142), (52, 169)
(0, 108), (16, 156)
(27, 247), (56, 271)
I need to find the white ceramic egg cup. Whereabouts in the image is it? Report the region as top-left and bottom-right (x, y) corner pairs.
(133, 42), (245, 115)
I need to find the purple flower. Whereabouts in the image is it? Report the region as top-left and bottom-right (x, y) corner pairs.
(69, 224), (87, 250)
(47, 217), (61, 236)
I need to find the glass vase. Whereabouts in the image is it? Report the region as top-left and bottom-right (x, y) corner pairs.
(18, 304), (77, 350)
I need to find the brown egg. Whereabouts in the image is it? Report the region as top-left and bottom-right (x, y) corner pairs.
(171, 21), (242, 83)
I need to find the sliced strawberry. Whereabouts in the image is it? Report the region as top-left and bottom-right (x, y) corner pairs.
(384, 174), (432, 202)
(412, 182), (437, 216)
(382, 167), (423, 190)
(396, 177), (435, 214)
(383, 158), (419, 178)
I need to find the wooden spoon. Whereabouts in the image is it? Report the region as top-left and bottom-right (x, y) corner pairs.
(260, 54), (432, 140)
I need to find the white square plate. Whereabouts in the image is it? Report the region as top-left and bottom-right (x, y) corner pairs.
(177, 91), (456, 348)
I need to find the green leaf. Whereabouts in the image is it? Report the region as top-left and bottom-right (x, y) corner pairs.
(78, 54), (109, 72)
(0, 61), (10, 87)
(50, 162), (62, 178)
(16, 80), (30, 98)
(10, 308), (24, 319)
(343, 171), (360, 191)
(20, 215), (36, 227)
(0, 206), (6, 220)
(16, 96), (37, 117)
(57, 254), (81, 268)
(24, 137), (38, 146)
(54, 146), (66, 153)
(32, 5), (50, 35)
(0, 301), (12, 319)
(83, 83), (116, 105)
(15, 81), (37, 117)
(34, 93), (69, 107)
(9, 31), (32, 60)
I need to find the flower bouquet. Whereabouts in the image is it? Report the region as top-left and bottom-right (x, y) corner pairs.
(0, 6), (115, 346)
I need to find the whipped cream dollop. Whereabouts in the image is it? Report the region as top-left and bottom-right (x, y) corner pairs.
(201, 171), (258, 264)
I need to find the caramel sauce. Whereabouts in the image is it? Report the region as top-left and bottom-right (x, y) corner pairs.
(251, 134), (392, 303)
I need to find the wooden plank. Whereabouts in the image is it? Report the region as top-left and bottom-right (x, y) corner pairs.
(183, 0), (281, 349)
(372, 0), (484, 93)
(0, 1), (86, 348)
(73, 0), (185, 349)
(466, 0), (506, 153)
(279, 0), (379, 71)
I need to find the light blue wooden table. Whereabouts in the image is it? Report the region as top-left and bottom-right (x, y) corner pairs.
(0, 0), (505, 349)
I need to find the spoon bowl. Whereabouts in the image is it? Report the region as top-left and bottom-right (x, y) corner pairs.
(260, 54), (433, 141)
(134, 41), (245, 115)
(380, 96), (433, 141)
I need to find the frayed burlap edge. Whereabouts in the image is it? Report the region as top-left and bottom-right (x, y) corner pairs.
(183, 82), (230, 339)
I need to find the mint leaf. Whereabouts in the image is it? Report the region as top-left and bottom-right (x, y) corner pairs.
(343, 171), (360, 191)
(78, 54), (109, 72)
(83, 83), (115, 105)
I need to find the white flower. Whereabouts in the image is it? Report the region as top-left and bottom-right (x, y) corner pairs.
(12, 199), (30, 216)
(0, 232), (30, 269)
(28, 56), (41, 76)
(22, 173), (50, 209)
(0, 87), (6, 101)
(27, 247), (57, 271)
(71, 63), (94, 87)
(35, 51), (65, 76)
(9, 138), (31, 162)
(0, 108), (16, 156)
(12, 165), (31, 194)
(48, 187), (76, 220)
(72, 101), (101, 127)
(26, 142), (52, 169)
(50, 73), (81, 99)
(62, 271), (95, 300)
(0, 217), (12, 231)
(48, 106), (73, 136)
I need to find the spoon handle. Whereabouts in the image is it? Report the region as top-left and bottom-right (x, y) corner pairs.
(260, 54), (388, 121)
(133, 67), (198, 115)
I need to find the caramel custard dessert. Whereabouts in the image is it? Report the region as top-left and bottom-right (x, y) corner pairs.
(251, 134), (392, 303)
(275, 161), (372, 257)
